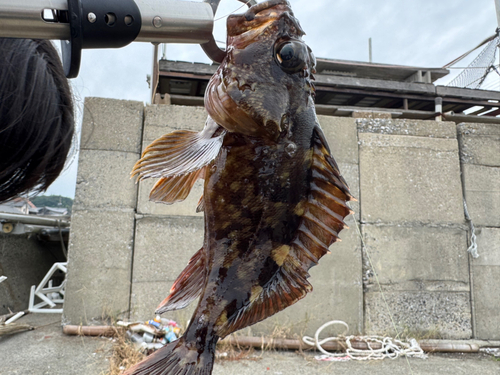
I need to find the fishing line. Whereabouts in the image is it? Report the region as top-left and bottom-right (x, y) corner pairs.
(352, 217), (415, 374)
(214, 0), (253, 21)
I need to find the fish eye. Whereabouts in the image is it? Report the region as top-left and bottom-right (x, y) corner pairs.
(275, 41), (307, 74)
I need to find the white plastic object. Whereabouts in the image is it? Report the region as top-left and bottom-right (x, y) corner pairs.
(28, 262), (67, 313)
(5, 311), (25, 324)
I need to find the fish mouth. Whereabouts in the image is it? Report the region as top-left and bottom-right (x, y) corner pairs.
(227, 0), (302, 38)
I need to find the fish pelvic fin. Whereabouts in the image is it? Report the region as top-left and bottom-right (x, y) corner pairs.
(131, 116), (225, 204)
(122, 336), (217, 375)
(217, 125), (354, 338)
(156, 247), (206, 314)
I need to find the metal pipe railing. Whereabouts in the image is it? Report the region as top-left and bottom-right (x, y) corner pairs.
(0, 212), (70, 227)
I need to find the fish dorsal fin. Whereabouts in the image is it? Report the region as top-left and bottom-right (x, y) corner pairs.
(156, 247), (207, 314)
(218, 125), (354, 337)
(131, 116), (225, 204)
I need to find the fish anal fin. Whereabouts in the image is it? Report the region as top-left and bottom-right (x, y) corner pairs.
(156, 247), (207, 314)
(149, 168), (204, 204)
(218, 255), (311, 338)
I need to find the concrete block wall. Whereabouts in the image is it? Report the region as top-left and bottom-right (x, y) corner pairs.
(129, 107), (364, 336)
(357, 118), (471, 339)
(63, 98), (499, 340)
(131, 105), (207, 326)
(250, 116), (363, 337)
(63, 98), (143, 324)
(458, 123), (500, 340)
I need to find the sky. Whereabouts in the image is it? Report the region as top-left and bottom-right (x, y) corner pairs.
(43, 0), (499, 198)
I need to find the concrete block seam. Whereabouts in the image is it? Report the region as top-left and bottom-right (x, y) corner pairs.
(79, 147), (141, 155)
(354, 125), (366, 334)
(359, 221), (468, 230)
(134, 214), (205, 221)
(72, 207), (137, 213)
(129, 104), (146, 320)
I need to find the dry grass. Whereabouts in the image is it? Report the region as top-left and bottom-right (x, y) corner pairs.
(104, 328), (146, 375)
(103, 322), (312, 373)
(216, 323), (312, 362)
(216, 339), (258, 362)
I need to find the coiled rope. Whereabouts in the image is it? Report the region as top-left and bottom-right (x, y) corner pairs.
(302, 320), (427, 362)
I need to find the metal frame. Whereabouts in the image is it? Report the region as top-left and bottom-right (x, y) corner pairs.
(0, 0), (257, 76)
(28, 262), (68, 314)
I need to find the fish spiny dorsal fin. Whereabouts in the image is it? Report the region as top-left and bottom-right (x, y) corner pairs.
(131, 116), (225, 204)
(217, 125), (354, 338)
(156, 247), (207, 314)
(294, 124), (354, 268)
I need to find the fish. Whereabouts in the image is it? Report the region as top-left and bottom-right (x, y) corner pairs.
(125, 1), (354, 374)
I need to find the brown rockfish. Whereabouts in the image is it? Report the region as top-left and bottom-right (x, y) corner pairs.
(126, 1), (353, 374)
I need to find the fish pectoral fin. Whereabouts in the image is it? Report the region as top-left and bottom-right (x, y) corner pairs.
(148, 169), (203, 204)
(131, 116), (225, 180)
(218, 255), (311, 338)
(156, 247), (207, 314)
(131, 116), (225, 204)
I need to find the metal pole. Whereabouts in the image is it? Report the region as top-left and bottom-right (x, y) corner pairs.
(0, 0), (69, 39)
(134, 0), (213, 44)
(435, 97), (443, 121)
(0, 0), (213, 44)
(495, 0), (500, 29)
(369, 37), (372, 63)
(0, 212), (70, 227)
(151, 43), (159, 104)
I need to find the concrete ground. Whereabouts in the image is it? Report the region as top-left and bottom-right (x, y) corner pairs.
(0, 314), (499, 375)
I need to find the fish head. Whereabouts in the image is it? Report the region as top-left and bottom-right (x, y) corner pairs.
(205, 0), (316, 141)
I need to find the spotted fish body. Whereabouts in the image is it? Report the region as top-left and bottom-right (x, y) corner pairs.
(126, 1), (353, 374)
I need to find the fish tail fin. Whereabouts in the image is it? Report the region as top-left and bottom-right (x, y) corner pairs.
(122, 336), (217, 375)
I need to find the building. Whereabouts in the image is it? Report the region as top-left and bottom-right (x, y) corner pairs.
(154, 57), (500, 124)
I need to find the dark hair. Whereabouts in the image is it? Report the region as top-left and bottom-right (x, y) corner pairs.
(0, 38), (74, 202)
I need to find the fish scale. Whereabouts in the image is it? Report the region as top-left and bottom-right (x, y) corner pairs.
(126, 1), (353, 374)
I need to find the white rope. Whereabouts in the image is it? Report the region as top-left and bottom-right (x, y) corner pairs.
(302, 320), (427, 362)
(463, 200), (479, 258)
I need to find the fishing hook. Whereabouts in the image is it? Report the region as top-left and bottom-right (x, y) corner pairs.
(202, 0), (257, 63)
